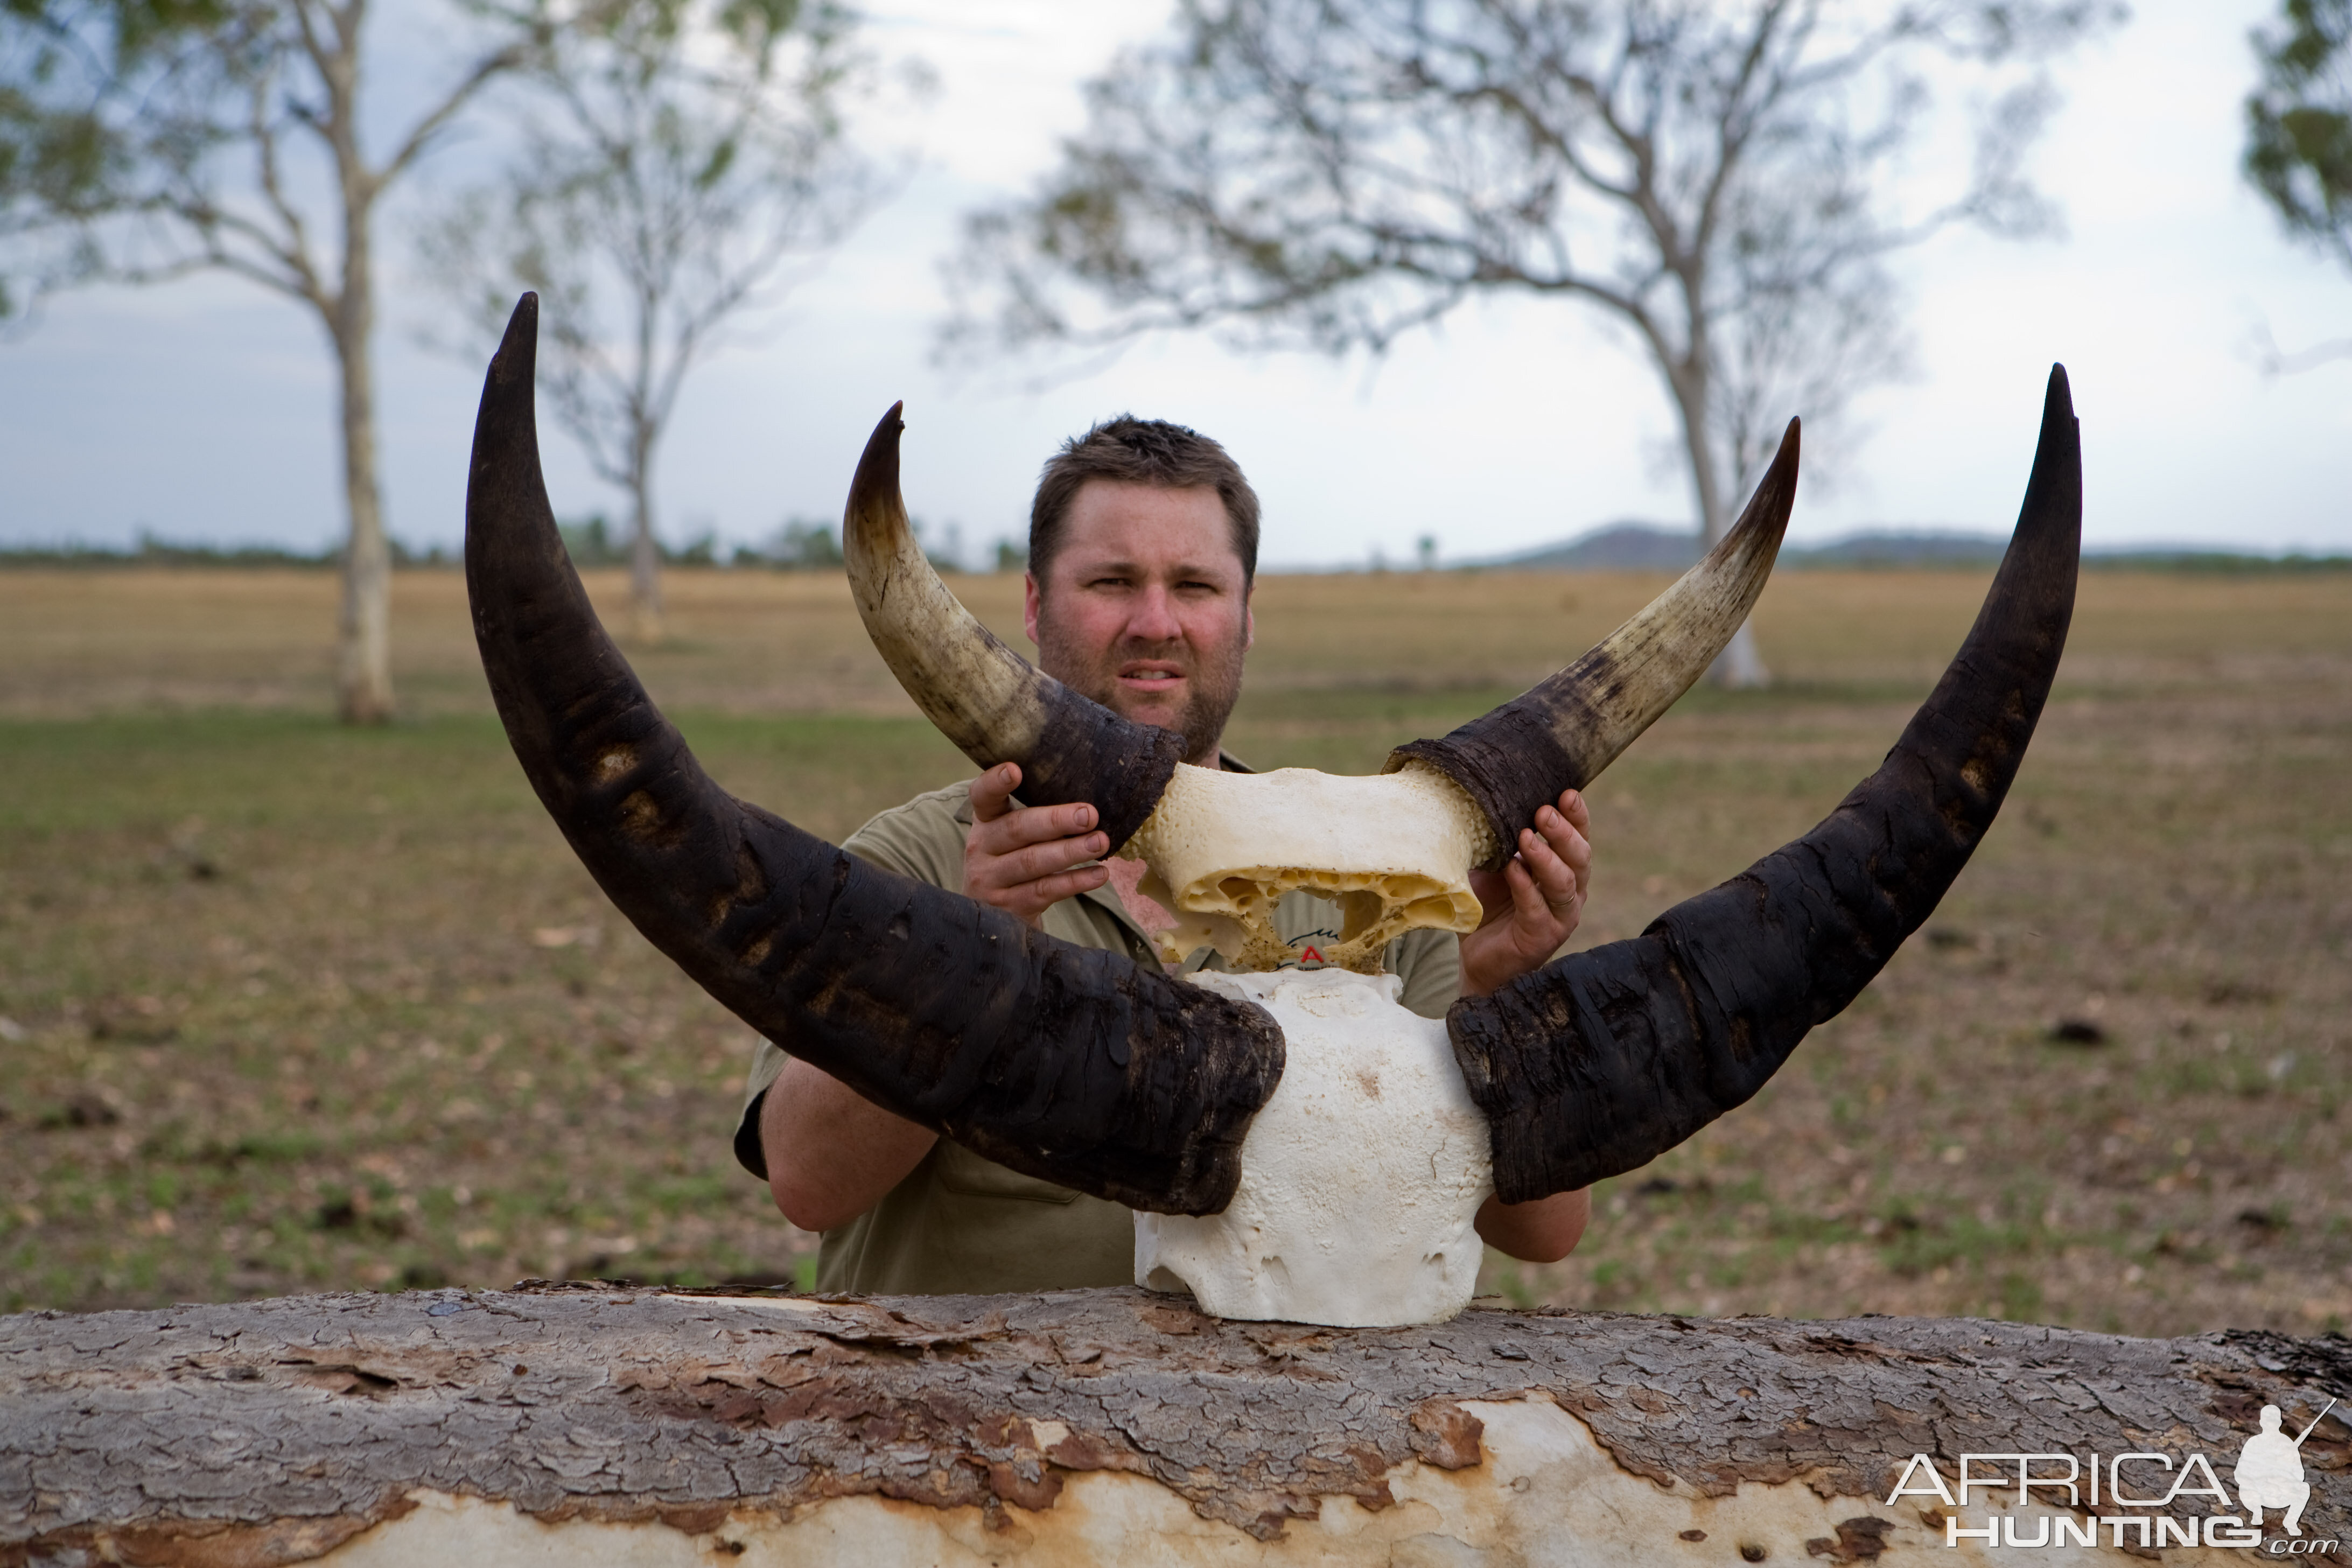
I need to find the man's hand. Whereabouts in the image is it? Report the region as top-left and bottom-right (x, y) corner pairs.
(1458, 789), (1591, 999)
(964, 762), (1110, 928)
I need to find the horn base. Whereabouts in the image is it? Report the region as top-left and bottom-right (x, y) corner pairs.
(1384, 686), (1601, 871)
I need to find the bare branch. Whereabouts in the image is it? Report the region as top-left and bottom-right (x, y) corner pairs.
(2248, 317), (2352, 376)
(241, 64), (328, 309)
(169, 198), (320, 304)
(411, 0), (890, 608)
(283, 0), (339, 101)
(379, 37), (532, 188)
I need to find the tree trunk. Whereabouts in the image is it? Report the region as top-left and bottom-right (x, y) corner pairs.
(628, 456), (664, 646)
(331, 284), (394, 725)
(1668, 348), (1770, 692)
(627, 510), (664, 645)
(5, 1284), (2345, 1565)
(329, 96), (394, 726)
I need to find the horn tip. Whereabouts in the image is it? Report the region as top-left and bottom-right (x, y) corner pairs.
(847, 402), (909, 520)
(858, 402), (908, 461)
(2042, 364), (2076, 429)
(2033, 363), (2081, 465)
(490, 293), (540, 387)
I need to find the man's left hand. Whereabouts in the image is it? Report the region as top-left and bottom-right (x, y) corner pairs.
(1458, 789), (1590, 999)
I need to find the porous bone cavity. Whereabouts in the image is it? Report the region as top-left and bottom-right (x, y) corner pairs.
(1135, 968), (1493, 1327)
(1123, 761), (1497, 973)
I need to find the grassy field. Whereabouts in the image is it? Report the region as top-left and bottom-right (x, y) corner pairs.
(2, 565), (2347, 1336)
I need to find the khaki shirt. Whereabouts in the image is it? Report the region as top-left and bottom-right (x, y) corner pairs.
(734, 767), (1463, 1296)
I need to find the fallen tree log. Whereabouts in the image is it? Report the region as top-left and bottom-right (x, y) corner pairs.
(4, 1283), (2346, 1566)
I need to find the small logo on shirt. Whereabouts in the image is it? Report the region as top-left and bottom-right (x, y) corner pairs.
(1285, 928), (1340, 969)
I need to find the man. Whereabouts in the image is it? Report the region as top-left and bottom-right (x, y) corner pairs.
(735, 416), (1593, 1294)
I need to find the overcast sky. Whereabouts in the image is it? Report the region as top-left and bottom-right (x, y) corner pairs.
(2, 0), (2346, 567)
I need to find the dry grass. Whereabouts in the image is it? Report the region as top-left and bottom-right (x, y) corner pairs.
(1, 564), (2347, 1334)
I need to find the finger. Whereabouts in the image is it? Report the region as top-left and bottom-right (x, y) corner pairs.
(1531, 808), (1591, 885)
(995, 832), (1109, 890)
(1530, 802), (1586, 856)
(1506, 856), (1550, 929)
(1528, 801), (1590, 888)
(1516, 825), (1579, 905)
(971, 848), (1110, 922)
(967, 762), (1021, 823)
(1557, 793), (1593, 894)
(1009, 863), (1110, 914)
(1005, 831), (1110, 889)
(970, 803), (1101, 864)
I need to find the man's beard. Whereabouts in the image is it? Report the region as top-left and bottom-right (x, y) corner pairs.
(1035, 623), (1249, 767)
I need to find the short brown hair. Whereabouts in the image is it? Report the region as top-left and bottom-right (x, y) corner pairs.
(1029, 416), (1260, 591)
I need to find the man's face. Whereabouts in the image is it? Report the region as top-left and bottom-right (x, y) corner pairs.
(1025, 480), (1255, 766)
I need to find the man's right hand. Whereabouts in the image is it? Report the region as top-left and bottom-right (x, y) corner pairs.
(964, 762), (1110, 927)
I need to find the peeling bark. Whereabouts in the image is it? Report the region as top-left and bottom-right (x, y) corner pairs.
(4, 1284), (2345, 1565)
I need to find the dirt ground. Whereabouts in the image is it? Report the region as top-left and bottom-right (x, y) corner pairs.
(1, 564), (2346, 1335)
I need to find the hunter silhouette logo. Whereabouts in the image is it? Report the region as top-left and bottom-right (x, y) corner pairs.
(2238, 1400), (2335, 1537)
(1885, 1393), (2342, 1552)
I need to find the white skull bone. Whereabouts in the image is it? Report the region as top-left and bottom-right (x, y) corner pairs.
(1133, 967), (1494, 1326)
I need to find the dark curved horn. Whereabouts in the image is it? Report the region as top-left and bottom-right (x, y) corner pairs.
(1450, 372), (2080, 1202)
(1390, 421), (1799, 864)
(466, 295), (1280, 1215)
(842, 409), (1184, 852)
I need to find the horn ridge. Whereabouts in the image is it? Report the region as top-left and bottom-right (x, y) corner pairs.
(842, 408), (1185, 852)
(1449, 370), (2081, 1202)
(1389, 420), (1800, 865)
(466, 294), (1281, 1215)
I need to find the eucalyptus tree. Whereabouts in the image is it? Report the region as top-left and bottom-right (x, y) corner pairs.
(419, 0), (881, 643)
(950, 0), (2115, 686)
(1, 0), (580, 722)
(2245, 0), (2351, 369)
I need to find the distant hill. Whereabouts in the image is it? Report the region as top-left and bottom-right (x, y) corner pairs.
(1790, 530), (2009, 568)
(1475, 523), (2008, 571)
(9, 524), (2344, 575)
(1468, 523), (2347, 573)
(1487, 523), (1701, 571)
